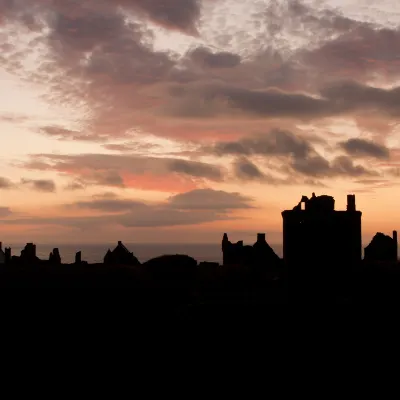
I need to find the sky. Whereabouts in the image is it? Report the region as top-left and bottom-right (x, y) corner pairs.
(0, 0), (399, 245)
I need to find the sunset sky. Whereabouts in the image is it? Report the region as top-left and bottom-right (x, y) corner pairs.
(0, 0), (399, 245)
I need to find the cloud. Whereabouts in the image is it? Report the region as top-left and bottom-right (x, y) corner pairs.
(102, 142), (160, 153)
(166, 188), (254, 210)
(212, 129), (312, 158)
(233, 158), (275, 182)
(21, 153), (225, 192)
(0, 177), (14, 189)
(39, 126), (110, 142)
(339, 138), (390, 159)
(210, 130), (377, 180)
(117, 0), (203, 35)
(117, 209), (227, 228)
(166, 80), (400, 122)
(320, 81), (400, 116)
(292, 154), (375, 178)
(0, 207), (12, 218)
(20, 178), (56, 192)
(189, 47), (241, 68)
(65, 181), (86, 191)
(92, 191), (119, 200)
(303, 26), (400, 84)
(70, 199), (147, 212)
(1, 188), (251, 229)
(88, 171), (126, 187)
(331, 156), (376, 177)
(169, 159), (223, 181)
(168, 84), (333, 119)
(291, 154), (331, 177)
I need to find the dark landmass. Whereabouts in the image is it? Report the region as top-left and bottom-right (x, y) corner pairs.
(1, 258), (400, 304)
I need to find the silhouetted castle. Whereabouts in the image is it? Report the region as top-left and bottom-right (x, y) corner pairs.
(365, 231), (398, 262)
(222, 233), (280, 267)
(104, 241), (140, 266)
(49, 248), (61, 265)
(282, 193), (362, 265)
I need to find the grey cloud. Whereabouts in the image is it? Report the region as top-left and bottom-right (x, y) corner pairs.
(168, 159), (223, 181)
(39, 126), (108, 142)
(331, 156), (376, 177)
(0, 0), (44, 30)
(0, 113), (31, 124)
(0, 207), (12, 218)
(44, 3), (176, 89)
(2, 0), (204, 34)
(264, 0), (359, 40)
(1, 188), (249, 228)
(21, 178), (56, 192)
(167, 188), (254, 210)
(291, 155), (331, 177)
(303, 26), (400, 83)
(221, 81), (400, 119)
(321, 81), (400, 116)
(189, 47), (241, 68)
(0, 177), (14, 189)
(65, 182), (85, 191)
(70, 188), (253, 213)
(234, 158), (267, 181)
(103, 142), (160, 153)
(48, 10), (125, 53)
(92, 192), (119, 200)
(213, 130), (312, 158)
(340, 138), (390, 159)
(209, 130), (379, 180)
(162, 79), (400, 121)
(22, 153), (226, 187)
(117, 209), (229, 228)
(88, 171), (126, 187)
(215, 86), (332, 118)
(117, 0), (203, 34)
(70, 199), (147, 212)
(292, 154), (375, 178)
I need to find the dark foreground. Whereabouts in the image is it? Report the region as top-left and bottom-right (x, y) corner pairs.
(1, 257), (400, 304)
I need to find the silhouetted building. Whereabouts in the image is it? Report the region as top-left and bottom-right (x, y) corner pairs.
(75, 251), (82, 264)
(364, 231), (398, 262)
(104, 241), (140, 266)
(49, 248), (61, 265)
(0, 242), (4, 264)
(4, 247), (11, 264)
(222, 233), (280, 267)
(282, 193), (362, 265)
(20, 243), (40, 264)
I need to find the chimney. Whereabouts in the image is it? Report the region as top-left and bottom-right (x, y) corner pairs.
(5, 248), (11, 264)
(0, 242), (2, 251)
(347, 194), (356, 211)
(257, 233), (266, 242)
(393, 231), (398, 260)
(118, 241), (122, 246)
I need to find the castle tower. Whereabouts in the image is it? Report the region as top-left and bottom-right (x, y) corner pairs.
(282, 193), (362, 265)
